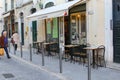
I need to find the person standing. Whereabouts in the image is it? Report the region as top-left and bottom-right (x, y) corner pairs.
(12, 32), (19, 51)
(0, 30), (11, 59)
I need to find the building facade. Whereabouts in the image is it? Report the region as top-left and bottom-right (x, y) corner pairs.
(0, 0), (4, 35)
(15, 0), (33, 47)
(2, 0), (15, 38)
(28, 0), (118, 65)
(105, 0), (120, 65)
(2, 0), (120, 65)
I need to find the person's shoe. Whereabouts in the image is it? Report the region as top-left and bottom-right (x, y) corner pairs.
(8, 56), (11, 59)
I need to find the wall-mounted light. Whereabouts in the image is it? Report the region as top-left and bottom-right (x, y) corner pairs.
(77, 14), (80, 18)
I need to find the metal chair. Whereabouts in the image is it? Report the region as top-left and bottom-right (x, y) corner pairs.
(50, 43), (58, 56)
(64, 47), (70, 61)
(96, 45), (106, 67)
(72, 45), (87, 64)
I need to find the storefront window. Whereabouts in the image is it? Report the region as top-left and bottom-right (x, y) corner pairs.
(70, 12), (86, 45)
(46, 18), (58, 42)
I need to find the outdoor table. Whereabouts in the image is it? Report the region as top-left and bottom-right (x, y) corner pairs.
(84, 46), (102, 80)
(33, 41), (43, 53)
(43, 42), (57, 56)
(84, 46), (99, 68)
(64, 44), (79, 62)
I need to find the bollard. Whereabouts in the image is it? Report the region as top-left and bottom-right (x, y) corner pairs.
(88, 50), (91, 80)
(20, 42), (23, 58)
(30, 44), (32, 61)
(59, 47), (63, 73)
(42, 43), (45, 66)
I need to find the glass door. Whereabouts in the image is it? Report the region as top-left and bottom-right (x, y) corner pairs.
(70, 12), (86, 45)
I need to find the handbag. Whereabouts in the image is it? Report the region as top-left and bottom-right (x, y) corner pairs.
(11, 38), (15, 43)
(0, 48), (4, 56)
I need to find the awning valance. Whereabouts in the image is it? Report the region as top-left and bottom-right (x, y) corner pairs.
(3, 12), (10, 18)
(27, 0), (85, 20)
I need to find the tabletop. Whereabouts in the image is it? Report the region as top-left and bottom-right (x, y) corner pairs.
(33, 41), (44, 44)
(64, 44), (79, 48)
(43, 42), (57, 45)
(83, 46), (104, 50)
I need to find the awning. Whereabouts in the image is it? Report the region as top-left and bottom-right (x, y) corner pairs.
(27, 0), (86, 20)
(3, 12), (10, 18)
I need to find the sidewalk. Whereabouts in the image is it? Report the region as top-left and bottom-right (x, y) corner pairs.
(10, 46), (120, 80)
(0, 56), (64, 80)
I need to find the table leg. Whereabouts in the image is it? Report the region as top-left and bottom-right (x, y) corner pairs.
(93, 50), (95, 68)
(48, 44), (52, 56)
(70, 48), (73, 63)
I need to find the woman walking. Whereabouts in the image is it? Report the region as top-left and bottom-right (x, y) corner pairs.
(12, 32), (19, 51)
(0, 30), (11, 59)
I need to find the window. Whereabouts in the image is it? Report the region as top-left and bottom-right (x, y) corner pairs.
(30, 8), (36, 14)
(45, 2), (54, 8)
(11, 0), (14, 9)
(70, 12), (86, 45)
(5, 0), (7, 12)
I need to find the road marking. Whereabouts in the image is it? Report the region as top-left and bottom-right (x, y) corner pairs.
(11, 54), (70, 80)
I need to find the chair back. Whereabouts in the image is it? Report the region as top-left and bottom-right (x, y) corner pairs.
(73, 45), (86, 53)
(97, 45), (105, 57)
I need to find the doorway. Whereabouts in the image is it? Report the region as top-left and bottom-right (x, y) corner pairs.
(32, 21), (37, 42)
(113, 0), (120, 63)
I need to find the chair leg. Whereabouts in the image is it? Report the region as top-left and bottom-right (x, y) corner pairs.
(99, 57), (102, 66)
(73, 57), (75, 64)
(83, 57), (86, 66)
(79, 57), (81, 64)
(103, 59), (106, 68)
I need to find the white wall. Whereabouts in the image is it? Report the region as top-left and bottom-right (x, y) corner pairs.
(104, 0), (113, 63)
(15, 2), (33, 48)
(16, 0), (32, 7)
(86, 0), (113, 63)
(86, 0), (105, 46)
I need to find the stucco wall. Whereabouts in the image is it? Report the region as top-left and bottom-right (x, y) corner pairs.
(15, 3), (33, 48)
(104, 0), (113, 63)
(86, 0), (105, 46)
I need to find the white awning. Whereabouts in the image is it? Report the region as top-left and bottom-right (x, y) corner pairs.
(27, 0), (85, 20)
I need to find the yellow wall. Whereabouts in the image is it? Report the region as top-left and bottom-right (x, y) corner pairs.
(87, 0), (105, 46)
